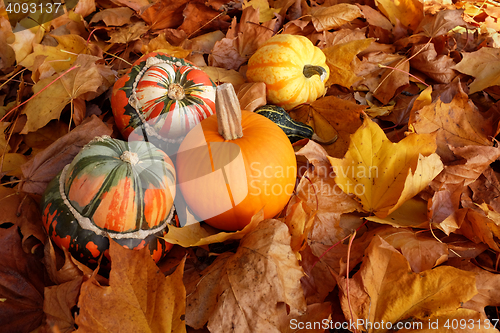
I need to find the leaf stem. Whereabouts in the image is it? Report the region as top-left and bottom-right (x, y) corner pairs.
(346, 230), (358, 333)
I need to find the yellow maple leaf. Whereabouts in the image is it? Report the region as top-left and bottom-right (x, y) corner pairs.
(323, 38), (374, 89)
(328, 116), (443, 218)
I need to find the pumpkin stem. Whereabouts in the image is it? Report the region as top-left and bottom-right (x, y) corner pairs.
(167, 83), (186, 100)
(303, 65), (328, 82)
(216, 83), (243, 140)
(120, 151), (139, 165)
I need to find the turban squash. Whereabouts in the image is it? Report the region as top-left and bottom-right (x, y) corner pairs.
(41, 136), (176, 267)
(111, 52), (216, 148)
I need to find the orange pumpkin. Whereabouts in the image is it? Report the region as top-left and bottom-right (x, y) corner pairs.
(176, 84), (297, 231)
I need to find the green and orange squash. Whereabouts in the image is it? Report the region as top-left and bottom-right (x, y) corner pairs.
(176, 84), (297, 231)
(111, 51), (216, 149)
(41, 136), (177, 266)
(246, 34), (329, 110)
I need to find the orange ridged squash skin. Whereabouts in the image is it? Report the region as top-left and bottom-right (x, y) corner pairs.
(176, 111), (297, 231)
(246, 34), (330, 110)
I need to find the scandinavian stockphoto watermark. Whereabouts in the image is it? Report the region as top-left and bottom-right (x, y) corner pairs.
(289, 318), (500, 331)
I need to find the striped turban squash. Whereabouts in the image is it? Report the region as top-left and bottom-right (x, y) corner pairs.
(41, 136), (176, 267)
(111, 52), (216, 148)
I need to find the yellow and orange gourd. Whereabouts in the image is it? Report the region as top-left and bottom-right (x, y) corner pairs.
(246, 34), (330, 110)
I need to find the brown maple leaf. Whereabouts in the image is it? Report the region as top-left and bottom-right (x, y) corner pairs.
(75, 239), (186, 332)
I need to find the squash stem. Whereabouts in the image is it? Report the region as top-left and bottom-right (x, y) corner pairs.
(167, 83), (186, 100)
(120, 151), (139, 165)
(216, 83), (243, 140)
(303, 64), (328, 82)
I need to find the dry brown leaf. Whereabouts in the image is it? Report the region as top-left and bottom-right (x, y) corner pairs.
(428, 181), (464, 225)
(0, 186), (46, 251)
(374, 226), (448, 273)
(108, 22), (149, 44)
(459, 198), (500, 252)
(319, 27), (368, 48)
(279, 302), (332, 333)
(447, 259), (500, 316)
(338, 236), (478, 332)
(358, 4), (393, 31)
(284, 198), (316, 255)
(185, 219), (306, 332)
(0, 224), (46, 333)
(299, 245), (337, 304)
(470, 167), (500, 213)
(410, 43), (457, 84)
(43, 277), (83, 333)
(188, 30), (225, 55)
(0, 25), (15, 70)
(294, 140), (362, 246)
(75, 239), (186, 333)
(354, 53), (410, 104)
(207, 37), (247, 70)
(415, 9), (466, 38)
(310, 4), (363, 32)
(234, 82), (267, 112)
(209, 6), (276, 70)
(20, 115), (112, 195)
(43, 239), (83, 286)
(90, 7), (135, 26)
(139, 0), (188, 31)
(453, 47), (500, 94)
(111, 0), (148, 12)
(431, 146), (500, 190)
(323, 38), (374, 89)
(178, 2), (229, 37)
(290, 96), (365, 158)
(74, 0), (97, 18)
(410, 85), (496, 161)
(9, 26), (43, 64)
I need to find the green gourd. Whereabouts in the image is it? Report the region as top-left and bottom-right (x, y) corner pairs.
(254, 105), (337, 144)
(254, 105), (314, 143)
